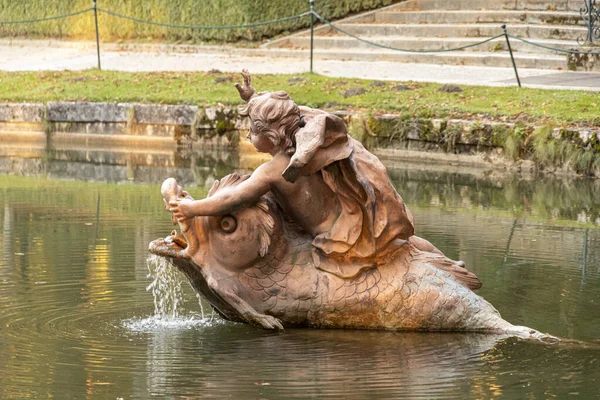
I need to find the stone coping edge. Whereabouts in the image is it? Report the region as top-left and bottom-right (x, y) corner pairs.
(1, 101), (597, 143)
(2, 101), (599, 177)
(0, 102), (240, 127)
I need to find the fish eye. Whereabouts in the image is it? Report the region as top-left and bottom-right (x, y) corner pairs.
(220, 215), (237, 233)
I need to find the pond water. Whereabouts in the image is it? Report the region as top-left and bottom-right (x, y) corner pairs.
(1, 145), (599, 399)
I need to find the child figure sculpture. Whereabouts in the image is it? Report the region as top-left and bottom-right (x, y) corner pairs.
(170, 70), (479, 289)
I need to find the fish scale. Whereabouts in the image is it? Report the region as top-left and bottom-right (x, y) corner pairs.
(151, 180), (558, 341)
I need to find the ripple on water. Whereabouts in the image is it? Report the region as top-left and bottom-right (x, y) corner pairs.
(1, 174), (599, 400)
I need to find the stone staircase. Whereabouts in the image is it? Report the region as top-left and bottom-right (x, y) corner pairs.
(265, 0), (590, 69)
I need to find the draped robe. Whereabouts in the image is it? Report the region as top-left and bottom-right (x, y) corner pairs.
(287, 107), (415, 278)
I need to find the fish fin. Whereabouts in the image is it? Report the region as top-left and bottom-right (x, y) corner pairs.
(426, 254), (482, 291)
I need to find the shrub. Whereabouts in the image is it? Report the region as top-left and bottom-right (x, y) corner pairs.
(0, 0), (400, 42)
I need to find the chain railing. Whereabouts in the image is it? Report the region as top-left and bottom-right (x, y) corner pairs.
(2, 0), (600, 87)
(312, 12), (506, 53)
(0, 1), (314, 70)
(96, 8), (312, 30)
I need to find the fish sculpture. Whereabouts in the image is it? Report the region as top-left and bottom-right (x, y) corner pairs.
(149, 175), (557, 342)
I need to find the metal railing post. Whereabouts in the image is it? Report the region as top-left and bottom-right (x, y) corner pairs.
(588, 0), (594, 43)
(502, 25), (521, 88)
(309, 0), (315, 73)
(93, 0), (101, 69)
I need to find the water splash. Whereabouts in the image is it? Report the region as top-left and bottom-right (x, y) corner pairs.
(122, 255), (222, 332)
(146, 254), (185, 318)
(122, 315), (219, 332)
(195, 292), (219, 323)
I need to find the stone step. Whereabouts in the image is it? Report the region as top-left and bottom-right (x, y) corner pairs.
(391, 0), (579, 12)
(373, 10), (583, 25)
(265, 1), (586, 70)
(314, 23), (587, 41)
(262, 48), (565, 69)
(282, 35), (579, 55)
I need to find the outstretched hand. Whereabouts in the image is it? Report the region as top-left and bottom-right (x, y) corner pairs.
(169, 199), (194, 223)
(234, 69), (255, 102)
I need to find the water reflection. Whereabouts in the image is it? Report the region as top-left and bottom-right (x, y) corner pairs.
(0, 145), (599, 399)
(2, 142), (600, 228)
(139, 329), (502, 399)
(0, 142), (245, 186)
(388, 167), (600, 229)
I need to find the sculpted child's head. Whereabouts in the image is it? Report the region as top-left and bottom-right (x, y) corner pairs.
(239, 91), (300, 155)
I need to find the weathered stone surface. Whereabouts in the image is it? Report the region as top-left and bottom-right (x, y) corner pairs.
(47, 102), (131, 122)
(50, 122), (128, 136)
(191, 107), (239, 135)
(0, 122), (44, 133)
(130, 124), (179, 138)
(461, 122), (494, 146)
(567, 52), (600, 72)
(41, 102), (230, 127)
(1, 100), (597, 177)
(0, 103), (44, 123)
(1, 102), (241, 147)
(133, 104), (197, 125)
(204, 107), (218, 121)
(554, 127), (600, 145)
(432, 119), (446, 133)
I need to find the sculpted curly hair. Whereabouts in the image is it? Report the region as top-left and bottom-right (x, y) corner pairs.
(239, 91), (300, 156)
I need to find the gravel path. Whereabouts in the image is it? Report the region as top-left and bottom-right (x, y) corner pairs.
(1, 40), (599, 91)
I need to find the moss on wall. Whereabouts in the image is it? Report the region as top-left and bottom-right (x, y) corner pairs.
(349, 114), (600, 177)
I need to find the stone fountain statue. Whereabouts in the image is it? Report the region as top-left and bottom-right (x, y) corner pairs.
(149, 71), (556, 342)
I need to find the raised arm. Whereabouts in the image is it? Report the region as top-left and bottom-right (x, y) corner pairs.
(169, 166), (272, 222)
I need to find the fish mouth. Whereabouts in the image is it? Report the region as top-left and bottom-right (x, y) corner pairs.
(148, 230), (188, 259)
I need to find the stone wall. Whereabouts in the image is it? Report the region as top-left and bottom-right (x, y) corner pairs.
(2, 101), (599, 177)
(340, 112), (600, 177)
(0, 102), (241, 148)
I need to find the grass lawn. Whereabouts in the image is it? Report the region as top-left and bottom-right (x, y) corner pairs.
(0, 69), (597, 126)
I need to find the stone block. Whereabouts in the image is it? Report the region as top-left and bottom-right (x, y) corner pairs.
(204, 107), (218, 121)
(432, 119), (446, 132)
(406, 124), (422, 141)
(0, 103), (44, 123)
(47, 102), (131, 122)
(134, 104), (197, 125)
